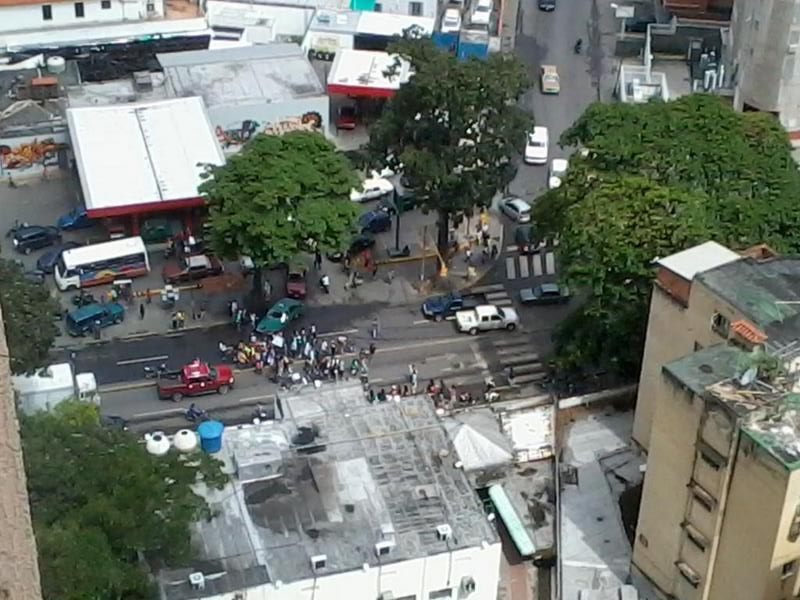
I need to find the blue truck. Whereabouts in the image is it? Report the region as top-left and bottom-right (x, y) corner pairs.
(421, 292), (482, 321)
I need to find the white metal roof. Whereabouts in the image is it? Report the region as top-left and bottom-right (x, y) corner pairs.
(655, 241), (740, 281)
(327, 49), (412, 91)
(11, 363), (73, 395)
(354, 12), (435, 36)
(67, 98), (224, 213)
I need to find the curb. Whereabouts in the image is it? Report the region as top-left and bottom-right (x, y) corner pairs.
(99, 380), (156, 393)
(376, 251), (438, 266)
(55, 318), (231, 349)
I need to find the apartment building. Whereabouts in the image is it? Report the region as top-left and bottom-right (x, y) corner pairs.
(0, 0), (165, 34)
(731, 0), (800, 138)
(631, 242), (800, 599)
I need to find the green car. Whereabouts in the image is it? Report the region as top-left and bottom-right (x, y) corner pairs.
(65, 302), (125, 336)
(140, 219), (177, 244)
(256, 298), (305, 334)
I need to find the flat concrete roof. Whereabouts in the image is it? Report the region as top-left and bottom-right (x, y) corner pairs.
(67, 97), (224, 217)
(158, 44), (325, 108)
(327, 49), (411, 97)
(158, 383), (497, 599)
(655, 241), (740, 282)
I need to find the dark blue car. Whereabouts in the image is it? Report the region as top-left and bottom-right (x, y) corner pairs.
(36, 241), (81, 273)
(57, 207), (94, 230)
(359, 210), (391, 234)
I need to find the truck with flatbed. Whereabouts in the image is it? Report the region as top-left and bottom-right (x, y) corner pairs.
(157, 360), (235, 402)
(455, 304), (520, 335)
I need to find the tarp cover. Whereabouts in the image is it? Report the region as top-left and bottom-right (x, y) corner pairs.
(444, 410), (513, 472)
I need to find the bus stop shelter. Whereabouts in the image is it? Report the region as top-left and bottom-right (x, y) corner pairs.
(66, 97), (225, 234)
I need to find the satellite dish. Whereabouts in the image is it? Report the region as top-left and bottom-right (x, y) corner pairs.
(739, 366), (758, 386)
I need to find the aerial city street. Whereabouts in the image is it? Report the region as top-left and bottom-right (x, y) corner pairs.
(4, 0), (800, 599)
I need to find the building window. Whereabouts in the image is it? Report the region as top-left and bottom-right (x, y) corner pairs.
(429, 590), (452, 600)
(782, 560), (797, 579)
(374, 2), (382, 10)
(42, 4), (52, 18)
(146, 2), (155, 10)
(711, 312), (730, 336)
(74, 1), (84, 17)
(101, 0), (111, 8)
(409, 1), (422, 16)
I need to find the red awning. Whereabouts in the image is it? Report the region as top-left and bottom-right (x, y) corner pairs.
(86, 196), (205, 219)
(327, 84), (396, 99)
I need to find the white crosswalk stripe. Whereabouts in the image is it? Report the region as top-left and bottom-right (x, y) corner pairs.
(532, 253), (543, 277)
(518, 255), (529, 278)
(545, 251), (556, 275)
(505, 256), (516, 279)
(488, 338), (548, 386)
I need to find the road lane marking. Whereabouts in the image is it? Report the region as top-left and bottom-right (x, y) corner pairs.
(318, 328), (359, 338)
(505, 244), (517, 252)
(116, 355), (169, 366)
(237, 394), (277, 404)
(518, 255), (529, 278)
(131, 408), (184, 418)
(545, 251), (556, 274)
(413, 319), (429, 325)
(505, 256), (515, 279)
(532, 253), (543, 276)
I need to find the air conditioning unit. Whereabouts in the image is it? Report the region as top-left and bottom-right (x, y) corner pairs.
(188, 572), (206, 590)
(375, 540), (395, 557)
(436, 524), (452, 541)
(311, 554), (327, 571)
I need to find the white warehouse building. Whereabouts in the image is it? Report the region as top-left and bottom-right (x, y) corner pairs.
(156, 384), (502, 600)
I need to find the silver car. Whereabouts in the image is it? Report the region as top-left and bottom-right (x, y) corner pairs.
(500, 197), (532, 223)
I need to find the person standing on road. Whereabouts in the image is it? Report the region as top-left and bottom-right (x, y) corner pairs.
(409, 364), (418, 394)
(314, 251), (322, 270)
(139, 303), (145, 320)
(490, 243), (498, 260)
(465, 248), (472, 265)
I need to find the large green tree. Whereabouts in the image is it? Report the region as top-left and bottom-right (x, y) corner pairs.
(22, 401), (228, 600)
(200, 131), (360, 298)
(369, 38), (532, 257)
(535, 94), (800, 377)
(0, 259), (59, 374)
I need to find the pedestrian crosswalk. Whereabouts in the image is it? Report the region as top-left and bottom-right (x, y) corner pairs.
(504, 251), (558, 280)
(489, 337), (548, 386)
(471, 283), (514, 307)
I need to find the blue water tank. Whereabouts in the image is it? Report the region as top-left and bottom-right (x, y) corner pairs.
(197, 420), (225, 453)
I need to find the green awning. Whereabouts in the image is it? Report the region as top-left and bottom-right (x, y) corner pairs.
(489, 484), (536, 557)
(350, 0), (375, 9)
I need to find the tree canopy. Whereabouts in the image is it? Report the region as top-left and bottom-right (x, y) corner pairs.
(22, 401), (227, 600)
(0, 259), (59, 374)
(369, 38), (532, 253)
(201, 131), (360, 276)
(535, 94), (800, 376)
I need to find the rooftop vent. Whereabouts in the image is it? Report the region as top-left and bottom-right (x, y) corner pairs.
(436, 524), (453, 541)
(460, 576), (476, 594)
(132, 71), (152, 93)
(375, 540), (395, 557)
(188, 572), (205, 590)
(311, 554), (327, 571)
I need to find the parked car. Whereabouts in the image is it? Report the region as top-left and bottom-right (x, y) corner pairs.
(57, 207), (94, 230)
(36, 241), (81, 273)
(141, 218), (178, 244)
(471, 0), (492, 25)
(350, 174), (395, 202)
(514, 226), (542, 255)
(23, 269), (46, 285)
(524, 127), (549, 165)
(455, 304), (519, 335)
(162, 254), (223, 283)
(500, 197), (532, 223)
(540, 65), (560, 94)
(537, 0), (555, 10)
(286, 268), (307, 300)
(520, 283), (571, 305)
(65, 302), (125, 336)
(360, 210), (392, 234)
(441, 7), (462, 32)
(421, 292), (481, 321)
(548, 158), (569, 189)
(12, 225), (61, 255)
(336, 106), (358, 130)
(256, 298), (305, 334)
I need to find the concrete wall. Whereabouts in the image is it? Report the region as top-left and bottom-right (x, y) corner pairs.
(732, 0), (800, 132)
(633, 279), (738, 451)
(184, 542), (502, 600)
(0, 0), (164, 33)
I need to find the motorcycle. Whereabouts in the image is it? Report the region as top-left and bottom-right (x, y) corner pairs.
(319, 274), (331, 294)
(185, 404), (209, 423)
(143, 363), (168, 379)
(71, 291), (96, 307)
(574, 38), (583, 54)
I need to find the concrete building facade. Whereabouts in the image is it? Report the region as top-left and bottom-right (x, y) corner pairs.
(631, 242), (800, 600)
(731, 0), (800, 136)
(0, 0), (165, 34)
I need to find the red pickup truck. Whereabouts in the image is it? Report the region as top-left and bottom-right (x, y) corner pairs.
(157, 360), (235, 402)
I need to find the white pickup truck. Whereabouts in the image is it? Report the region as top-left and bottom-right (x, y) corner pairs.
(456, 304), (520, 335)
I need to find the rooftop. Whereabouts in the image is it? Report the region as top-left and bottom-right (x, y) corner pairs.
(158, 383), (497, 600)
(656, 240), (740, 282)
(158, 44), (325, 108)
(327, 49), (411, 97)
(67, 97), (224, 216)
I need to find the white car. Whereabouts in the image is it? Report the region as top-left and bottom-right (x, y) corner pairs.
(524, 127), (548, 165)
(500, 197), (532, 223)
(456, 304), (519, 335)
(441, 8), (462, 32)
(350, 175), (395, 202)
(548, 158), (568, 189)
(471, 0), (492, 26)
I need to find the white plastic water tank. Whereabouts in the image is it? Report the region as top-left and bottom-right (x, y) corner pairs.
(145, 432), (170, 456)
(173, 429), (199, 453)
(46, 56), (66, 74)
